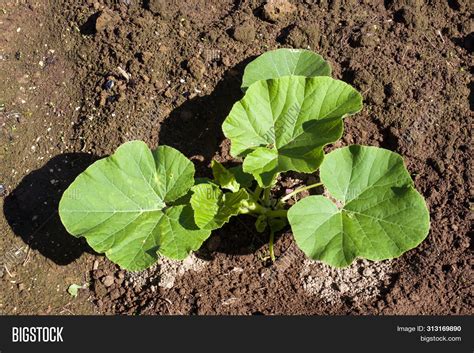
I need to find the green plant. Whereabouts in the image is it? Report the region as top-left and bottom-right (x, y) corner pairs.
(59, 49), (430, 271)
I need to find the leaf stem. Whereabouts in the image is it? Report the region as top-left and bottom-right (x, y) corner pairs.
(254, 185), (262, 200)
(280, 182), (323, 203)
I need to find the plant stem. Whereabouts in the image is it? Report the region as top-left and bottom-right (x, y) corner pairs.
(240, 199), (266, 214)
(269, 229), (276, 262)
(266, 209), (287, 218)
(280, 182), (323, 203)
(262, 187), (271, 206)
(254, 185), (262, 200)
(240, 200), (287, 218)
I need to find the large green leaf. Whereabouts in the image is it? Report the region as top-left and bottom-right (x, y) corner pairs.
(288, 145), (430, 267)
(223, 76), (363, 186)
(58, 141), (211, 271)
(241, 48), (331, 90)
(190, 183), (249, 230)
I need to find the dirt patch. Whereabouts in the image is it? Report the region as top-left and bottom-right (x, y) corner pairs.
(1, 0), (472, 315)
(301, 259), (393, 306)
(0, 1), (97, 314)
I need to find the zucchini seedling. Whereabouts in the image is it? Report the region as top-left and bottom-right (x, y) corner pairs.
(59, 49), (430, 271)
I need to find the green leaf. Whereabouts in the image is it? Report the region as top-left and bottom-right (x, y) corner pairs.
(288, 145), (430, 267)
(228, 165), (254, 188)
(241, 48), (331, 90)
(67, 284), (86, 298)
(242, 147), (279, 187)
(190, 183), (250, 230)
(211, 160), (240, 192)
(269, 218), (288, 233)
(223, 76), (363, 186)
(194, 177), (213, 186)
(157, 204), (211, 260)
(59, 141), (211, 271)
(211, 161), (253, 191)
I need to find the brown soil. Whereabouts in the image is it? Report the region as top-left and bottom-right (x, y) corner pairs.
(0, 0), (472, 315)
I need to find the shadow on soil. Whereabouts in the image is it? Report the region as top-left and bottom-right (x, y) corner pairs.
(3, 153), (97, 265)
(3, 57), (273, 265)
(159, 57), (254, 176)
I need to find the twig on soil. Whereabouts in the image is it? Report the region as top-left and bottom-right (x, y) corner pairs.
(3, 264), (15, 278)
(117, 66), (131, 81)
(60, 303), (75, 315)
(162, 298), (173, 306)
(59, 306), (75, 315)
(435, 30), (445, 43)
(400, 47), (408, 62)
(362, 87), (371, 97)
(423, 34), (437, 50)
(22, 246), (31, 266)
(158, 297), (174, 314)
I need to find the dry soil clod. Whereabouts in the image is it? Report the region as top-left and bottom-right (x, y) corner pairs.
(262, 0), (296, 22)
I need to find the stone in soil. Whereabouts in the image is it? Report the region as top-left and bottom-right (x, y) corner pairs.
(0, 184), (6, 196)
(95, 10), (118, 32)
(262, 0), (296, 22)
(187, 58), (206, 80)
(102, 275), (115, 287)
(145, 0), (172, 18)
(233, 24), (256, 43)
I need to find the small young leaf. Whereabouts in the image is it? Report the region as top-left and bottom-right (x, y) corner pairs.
(255, 214), (267, 233)
(67, 284), (86, 298)
(190, 183), (220, 229)
(211, 161), (254, 191)
(59, 141), (211, 271)
(211, 160), (241, 192)
(288, 146), (430, 267)
(223, 76), (362, 186)
(241, 48), (331, 90)
(190, 183), (250, 230)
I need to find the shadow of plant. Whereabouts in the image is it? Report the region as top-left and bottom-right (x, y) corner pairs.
(158, 58), (253, 176)
(3, 57), (276, 266)
(3, 153), (97, 265)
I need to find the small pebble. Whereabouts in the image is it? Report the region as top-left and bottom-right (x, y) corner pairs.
(102, 275), (115, 287)
(363, 267), (374, 276)
(104, 79), (114, 90)
(0, 184), (6, 196)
